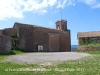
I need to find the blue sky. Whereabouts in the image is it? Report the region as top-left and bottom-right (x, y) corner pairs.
(0, 0), (100, 45)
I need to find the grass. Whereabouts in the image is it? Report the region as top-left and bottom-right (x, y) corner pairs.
(0, 50), (100, 75)
(85, 50), (100, 54)
(0, 50), (24, 55)
(0, 50), (24, 60)
(80, 43), (100, 46)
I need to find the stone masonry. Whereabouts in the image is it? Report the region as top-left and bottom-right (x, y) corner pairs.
(0, 36), (12, 53)
(17, 23), (71, 52)
(0, 19), (71, 53)
(49, 33), (60, 52)
(77, 46), (100, 52)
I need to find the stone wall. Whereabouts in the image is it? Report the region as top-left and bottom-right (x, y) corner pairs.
(59, 30), (71, 52)
(78, 37), (100, 45)
(49, 33), (60, 52)
(0, 30), (2, 36)
(19, 26), (34, 51)
(18, 26), (71, 52)
(78, 38), (84, 45)
(0, 36), (12, 53)
(3, 28), (17, 37)
(33, 27), (49, 52)
(77, 46), (100, 52)
(33, 26), (71, 52)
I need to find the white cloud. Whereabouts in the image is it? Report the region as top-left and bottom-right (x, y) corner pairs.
(78, 0), (97, 5)
(0, 0), (75, 20)
(78, 0), (100, 8)
(33, 9), (48, 15)
(1, 0), (100, 20)
(57, 0), (75, 8)
(92, 4), (100, 8)
(0, 0), (23, 20)
(51, 10), (59, 14)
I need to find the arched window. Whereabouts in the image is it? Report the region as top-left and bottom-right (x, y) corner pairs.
(58, 25), (60, 30)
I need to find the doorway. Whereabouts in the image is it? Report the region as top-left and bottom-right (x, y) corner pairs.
(38, 45), (43, 52)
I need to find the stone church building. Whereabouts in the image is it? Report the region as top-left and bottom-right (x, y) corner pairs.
(0, 20), (71, 53)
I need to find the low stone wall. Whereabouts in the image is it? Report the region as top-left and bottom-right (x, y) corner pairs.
(77, 46), (100, 52)
(0, 36), (12, 54)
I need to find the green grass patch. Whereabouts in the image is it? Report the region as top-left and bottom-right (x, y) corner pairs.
(55, 55), (100, 75)
(0, 53), (100, 75)
(80, 43), (100, 46)
(0, 50), (24, 60)
(85, 50), (100, 54)
(76, 49), (100, 54)
(12, 50), (24, 55)
(0, 50), (24, 55)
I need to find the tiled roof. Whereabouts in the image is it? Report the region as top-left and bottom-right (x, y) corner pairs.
(78, 31), (100, 38)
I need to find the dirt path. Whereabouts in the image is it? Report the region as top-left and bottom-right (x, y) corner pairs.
(4, 52), (91, 64)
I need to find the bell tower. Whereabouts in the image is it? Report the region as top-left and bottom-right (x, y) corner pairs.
(56, 19), (67, 31)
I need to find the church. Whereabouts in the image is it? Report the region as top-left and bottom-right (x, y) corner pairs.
(0, 20), (71, 53)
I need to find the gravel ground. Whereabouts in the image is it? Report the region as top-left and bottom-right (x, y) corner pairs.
(4, 52), (91, 64)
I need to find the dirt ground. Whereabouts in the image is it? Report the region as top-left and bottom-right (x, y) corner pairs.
(4, 52), (91, 64)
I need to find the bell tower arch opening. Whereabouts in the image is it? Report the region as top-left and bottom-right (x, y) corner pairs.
(56, 20), (67, 31)
(57, 25), (60, 30)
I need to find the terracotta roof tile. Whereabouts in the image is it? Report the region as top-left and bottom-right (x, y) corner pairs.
(78, 31), (100, 38)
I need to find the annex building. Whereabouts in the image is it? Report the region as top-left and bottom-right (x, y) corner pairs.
(78, 31), (100, 45)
